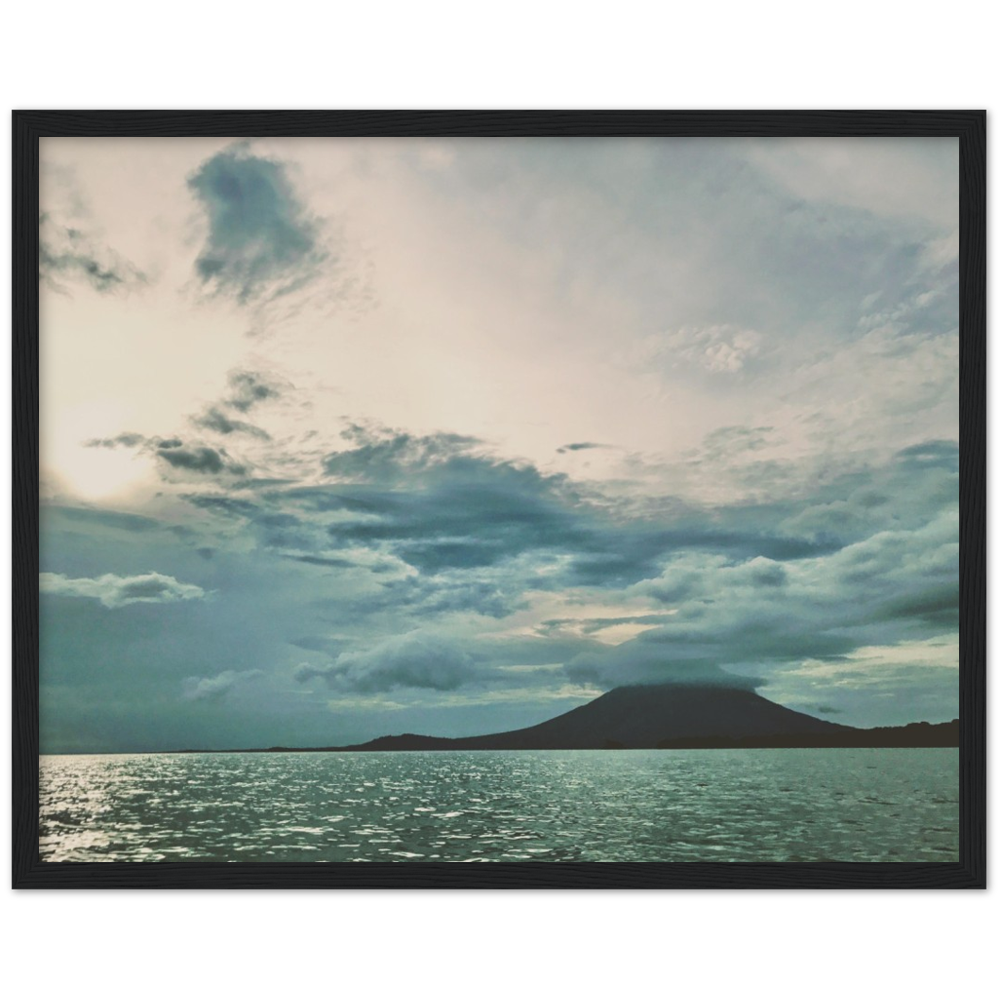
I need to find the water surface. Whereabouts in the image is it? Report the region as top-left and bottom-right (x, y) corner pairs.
(39, 748), (958, 862)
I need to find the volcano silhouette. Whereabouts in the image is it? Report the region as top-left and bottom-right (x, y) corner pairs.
(336, 684), (858, 751)
(193, 683), (958, 754)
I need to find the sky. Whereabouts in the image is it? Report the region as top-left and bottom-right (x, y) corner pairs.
(37, 136), (959, 752)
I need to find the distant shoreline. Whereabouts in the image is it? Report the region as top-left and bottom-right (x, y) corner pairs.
(159, 724), (959, 755)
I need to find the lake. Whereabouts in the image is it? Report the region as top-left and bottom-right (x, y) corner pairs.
(39, 748), (958, 863)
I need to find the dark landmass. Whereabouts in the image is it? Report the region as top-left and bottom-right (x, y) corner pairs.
(655, 720), (960, 749)
(170, 684), (960, 753)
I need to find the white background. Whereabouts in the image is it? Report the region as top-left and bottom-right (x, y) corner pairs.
(2, 904), (996, 1000)
(0, 0), (997, 97)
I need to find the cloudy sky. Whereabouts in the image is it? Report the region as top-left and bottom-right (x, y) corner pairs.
(38, 136), (959, 752)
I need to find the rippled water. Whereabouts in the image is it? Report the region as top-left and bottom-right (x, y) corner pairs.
(39, 749), (958, 862)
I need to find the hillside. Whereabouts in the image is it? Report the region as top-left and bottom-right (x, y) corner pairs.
(336, 684), (860, 751)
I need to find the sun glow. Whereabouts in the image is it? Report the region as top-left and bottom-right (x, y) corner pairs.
(56, 445), (149, 500)
(42, 403), (151, 501)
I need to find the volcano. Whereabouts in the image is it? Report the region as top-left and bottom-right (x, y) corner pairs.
(188, 683), (960, 754)
(325, 684), (955, 752)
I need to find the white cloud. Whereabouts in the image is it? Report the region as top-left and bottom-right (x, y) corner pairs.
(332, 631), (478, 693)
(40, 571), (206, 609)
(181, 669), (263, 702)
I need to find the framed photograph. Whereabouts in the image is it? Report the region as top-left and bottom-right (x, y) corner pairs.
(13, 111), (985, 889)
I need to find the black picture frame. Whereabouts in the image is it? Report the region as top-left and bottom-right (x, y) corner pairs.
(12, 110), (986, 889)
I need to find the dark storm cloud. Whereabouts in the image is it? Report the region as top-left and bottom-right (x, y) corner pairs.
(556, 442), (605, 454)
(566, 528), (835, 587)
(396, 540), (515, 573)
(183, 494), (260, 518)
(85, 432), (148, 449)
(276, 425), (846, 587)
(192, 406), (271, 439)
(83, 432), (246, 478)
(321, 425), (483, 482)
(182, 492), (320, 556)
(181, 490), (342, 561)
(315, 428), (588, 572)
(157, 444), (246, 476)
(257, 512), (302, 529)
(869, 583), (959, 628)
(224, 370), (283, 412)
(318, 472), (585, 574)
(188, 146), (324, 303)
(84, 421), (249, 476)
(894, 439), (959, 470)
(39, 213), (145, 294)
